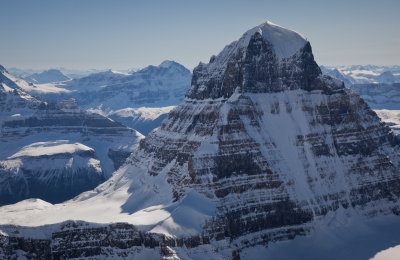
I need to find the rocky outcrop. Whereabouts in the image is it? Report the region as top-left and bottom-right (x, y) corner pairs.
(0, 221), (212, 259)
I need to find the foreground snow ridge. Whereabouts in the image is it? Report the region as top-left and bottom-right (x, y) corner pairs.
(1, 20), (400, 259)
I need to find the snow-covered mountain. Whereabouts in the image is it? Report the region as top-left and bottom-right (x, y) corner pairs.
(59, 60), (191, 131)
(321, 65), (400, 87)
(23, 69), (71, 84)
(10, 61), (191, 135)
(0, 67), (143, 205)
(1, 21), (400, 259)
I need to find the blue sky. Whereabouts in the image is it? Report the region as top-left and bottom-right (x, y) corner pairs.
(1, 0), (399, 70)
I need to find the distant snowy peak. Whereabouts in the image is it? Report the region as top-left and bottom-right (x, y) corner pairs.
(138, 60), (191, 75)
(159, 60), (179, 68)
(24, 69), (70, 84)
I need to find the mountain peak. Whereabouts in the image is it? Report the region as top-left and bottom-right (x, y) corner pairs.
(24, 69), (70, 84)
(187, 20), (321, 100)
(159, 60), (178, 68)
(239, 21), (307, 58)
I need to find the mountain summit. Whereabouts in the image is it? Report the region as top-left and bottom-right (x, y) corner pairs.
(23, 69), (71, 84)
(1, 21), (400, 259)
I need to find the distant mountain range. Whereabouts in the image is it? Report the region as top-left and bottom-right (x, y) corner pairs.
(321, 65), (400, 87)
(7, 61), (192, 135)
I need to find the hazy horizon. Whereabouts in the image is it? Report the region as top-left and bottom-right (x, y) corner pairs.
(1, 0), (399, 70)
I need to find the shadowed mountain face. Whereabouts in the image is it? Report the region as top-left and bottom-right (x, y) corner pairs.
(1, 21), (400, 259)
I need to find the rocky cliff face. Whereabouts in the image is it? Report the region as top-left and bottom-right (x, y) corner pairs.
(135, 22), (400, 245)
(0, 221), (213, 260)
(1, 21), (400, 259)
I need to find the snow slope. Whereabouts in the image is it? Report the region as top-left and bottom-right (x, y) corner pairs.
(242, 21), (307, 58)
(372, 245), (400, 260)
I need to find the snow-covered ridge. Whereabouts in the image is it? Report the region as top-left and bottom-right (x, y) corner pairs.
(8, 141), (93, 158)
